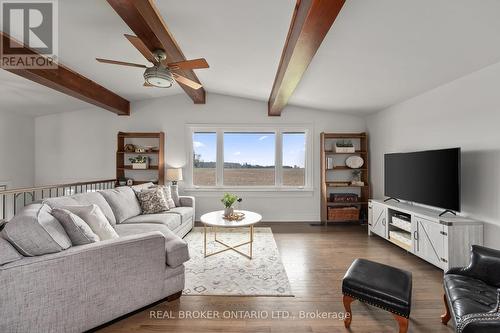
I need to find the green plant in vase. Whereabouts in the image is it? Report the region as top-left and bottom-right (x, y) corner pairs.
(221, 193), (242, 217)
(351, 170), (364, 186)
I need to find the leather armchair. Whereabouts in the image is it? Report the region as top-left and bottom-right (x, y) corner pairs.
(442, 245), (500, 333)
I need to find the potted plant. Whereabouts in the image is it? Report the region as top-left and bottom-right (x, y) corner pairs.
(351, 170), (364, 186)
(129, 156), (149, 169)
(221, 193), (242, 217)
(335, 139), (355, 153)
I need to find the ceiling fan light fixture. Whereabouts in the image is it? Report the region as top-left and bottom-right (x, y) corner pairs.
(143, 66), (174, 88)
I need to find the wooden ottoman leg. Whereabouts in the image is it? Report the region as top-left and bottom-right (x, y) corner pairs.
(343, 294), (355, 328)
(441, 293), (451, 325)
(393, 314), (409, 333)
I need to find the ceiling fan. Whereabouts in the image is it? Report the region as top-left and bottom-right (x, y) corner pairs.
(96, 34), (208, 89)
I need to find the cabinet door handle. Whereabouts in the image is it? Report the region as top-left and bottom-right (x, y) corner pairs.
(382, 218), (386, 226)
(413, 231), (419, 241)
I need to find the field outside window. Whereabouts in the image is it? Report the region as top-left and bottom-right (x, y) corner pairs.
(190, 127), (309, 189)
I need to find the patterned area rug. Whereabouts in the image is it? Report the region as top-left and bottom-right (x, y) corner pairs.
(183, 227), (293, 296)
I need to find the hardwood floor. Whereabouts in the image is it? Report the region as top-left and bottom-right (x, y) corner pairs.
(98, 223), (453, 333)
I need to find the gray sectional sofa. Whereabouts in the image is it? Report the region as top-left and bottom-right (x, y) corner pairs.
(0, 184), (194, 333)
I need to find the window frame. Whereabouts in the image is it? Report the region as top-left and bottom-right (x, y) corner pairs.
(187, 124), (313, 191)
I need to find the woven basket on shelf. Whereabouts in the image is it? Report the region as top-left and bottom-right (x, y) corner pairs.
(328, 206), (360, 221)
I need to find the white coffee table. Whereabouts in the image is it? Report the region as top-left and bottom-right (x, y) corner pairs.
(200, 210), (262, 259)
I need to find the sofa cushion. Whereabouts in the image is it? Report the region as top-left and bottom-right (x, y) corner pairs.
(114, 223), (189, 267)
(44, 192), (116, 225)
(121, 213), (181, 231)
(0, 237), (23, 265)
(51, 208), (100, 245)
(1, 204), (71, 256)
(136, 188), (169, 214)
(61, 205), (119, 241)
(99, 186), (141, 223)
(444, 274), (498, 318)
(166, 207), (194, 224)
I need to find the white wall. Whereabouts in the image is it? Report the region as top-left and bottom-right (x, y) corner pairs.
(35, 93), (366, 221)
(366, 62), (500, 249)
(0, 110), (35, 188)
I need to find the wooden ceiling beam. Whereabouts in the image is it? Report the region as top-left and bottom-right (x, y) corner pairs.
(268, 0), (345, 116)
(0, 32), (130, 116)
(107, 0), (206, 104)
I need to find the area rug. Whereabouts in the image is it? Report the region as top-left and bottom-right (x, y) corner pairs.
(182, 227), (293, 296)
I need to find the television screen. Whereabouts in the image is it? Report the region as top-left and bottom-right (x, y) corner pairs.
(384, 148), (461, 211)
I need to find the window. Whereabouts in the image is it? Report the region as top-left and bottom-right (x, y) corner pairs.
(282, 132), (306, 186)
(224, 132), (276, 186)
(193, 132), (217, 186)
(189, 126), (311, 190)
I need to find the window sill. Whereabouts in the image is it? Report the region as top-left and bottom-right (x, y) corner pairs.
(183, 186), (314, 197)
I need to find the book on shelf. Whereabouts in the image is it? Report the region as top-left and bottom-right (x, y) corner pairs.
(326, 157), (334, 169)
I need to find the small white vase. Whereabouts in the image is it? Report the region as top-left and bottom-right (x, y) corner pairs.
(224, 207), (234, 217)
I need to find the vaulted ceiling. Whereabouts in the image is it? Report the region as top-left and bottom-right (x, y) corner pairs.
(2, 0), (500, 117)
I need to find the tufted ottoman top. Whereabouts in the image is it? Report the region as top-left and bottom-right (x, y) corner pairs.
(342, 258), (413, 318)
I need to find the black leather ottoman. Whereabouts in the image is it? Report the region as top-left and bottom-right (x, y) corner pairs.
(342, 258), (412, 333)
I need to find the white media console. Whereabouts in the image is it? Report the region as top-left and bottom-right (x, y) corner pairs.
(368, 199), (483, 270)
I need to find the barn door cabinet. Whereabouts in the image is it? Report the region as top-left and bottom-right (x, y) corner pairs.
(368, 200), (483, 271)
(368, 201), (387, 238)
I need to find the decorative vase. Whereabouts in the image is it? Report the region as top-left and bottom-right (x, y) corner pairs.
(224, 207), (234, 217)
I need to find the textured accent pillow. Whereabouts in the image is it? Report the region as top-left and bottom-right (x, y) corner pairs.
(0, 237), (23, 265)
(148, 185), (175, 208)
(61, 205), (119, 241)
(51, 208), (100, 245)
(1, 204), (71, 256)
(170, 185), (180, 207)
(136, 188), (169, 214)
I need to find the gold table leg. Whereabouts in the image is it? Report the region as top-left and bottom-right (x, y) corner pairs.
(204, 225), (254, 259)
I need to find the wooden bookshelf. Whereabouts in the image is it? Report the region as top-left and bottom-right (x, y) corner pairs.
(320, 132), (370, 224)
(116, 132), (165, 185)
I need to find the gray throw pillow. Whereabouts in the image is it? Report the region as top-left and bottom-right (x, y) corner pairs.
(99, 186), (141, 223)
(61, 205), (119, 241)
(0, 237), (23, 265)
(170, 185), (180, 207)
(136, 188), (169, 214)
(1, 204), (71, 256)
(51, 208), (100, 245)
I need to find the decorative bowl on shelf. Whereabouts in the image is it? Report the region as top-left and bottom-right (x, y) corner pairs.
(346, 156), (364, 169)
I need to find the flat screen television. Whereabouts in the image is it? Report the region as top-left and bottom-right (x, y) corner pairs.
(384, 148), (461, 212)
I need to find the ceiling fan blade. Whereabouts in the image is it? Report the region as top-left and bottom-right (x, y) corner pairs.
(166, 58), (209, 70)
(124, 34), (157, 63)
(172, 73), (203, 90)
(96, 58), (147, 68)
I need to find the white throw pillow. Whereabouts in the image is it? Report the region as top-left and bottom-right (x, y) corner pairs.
(170, 185), (180, 207)
(61, 204), (119, 240)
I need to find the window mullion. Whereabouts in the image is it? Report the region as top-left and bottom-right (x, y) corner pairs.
(275, 130), (283, 187)
(216, 130), (224, 186)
